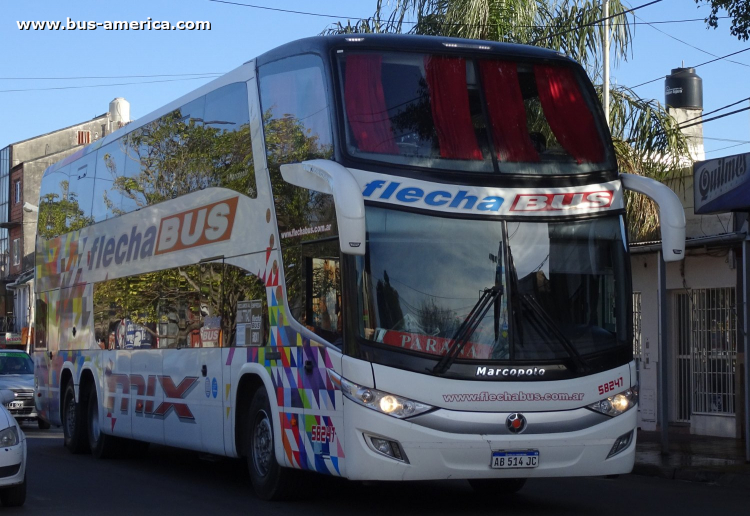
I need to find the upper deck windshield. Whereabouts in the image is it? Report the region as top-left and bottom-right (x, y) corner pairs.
(337, 51), (613, 176)
(355, 208), (630, 370)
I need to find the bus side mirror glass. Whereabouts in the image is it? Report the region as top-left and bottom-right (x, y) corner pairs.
(280, 160), (366, 256)
(620, 173), (686, 262)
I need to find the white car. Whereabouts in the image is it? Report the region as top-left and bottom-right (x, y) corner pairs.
(0, 390), (25, 507)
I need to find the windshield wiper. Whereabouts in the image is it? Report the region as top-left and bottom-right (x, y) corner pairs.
(432, 285), (503, 375)
(517, 293), (589, 373)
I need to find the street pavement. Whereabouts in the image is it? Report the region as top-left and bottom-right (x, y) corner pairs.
(633, 429), (750, 489)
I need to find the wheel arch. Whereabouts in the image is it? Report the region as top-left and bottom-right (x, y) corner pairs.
(59, 364), (96, 422)
(233, 364), (279, 461)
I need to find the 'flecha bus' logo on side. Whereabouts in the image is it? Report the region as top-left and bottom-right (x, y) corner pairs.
(362, 180), (504, 212)
(86, 197), (239, 271)
(155, 197), (239, 255)
(510, 191), (614, 212)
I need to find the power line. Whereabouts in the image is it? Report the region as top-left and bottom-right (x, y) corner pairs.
(0, 76), (217, 94)
(208, 0), (358, 19)
(679, 96), (750, 126)
(530, 0), (662, 45)
(703, 136), (750, 144)
(680, 106), (750, 130)
(705, 142), (750, 155)
(210, 0), (715, 29)
(632, 13), (750, 69)
(631, 47), (750, 89)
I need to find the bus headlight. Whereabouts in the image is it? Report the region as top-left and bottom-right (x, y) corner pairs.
(587, 386), (638, 417)
(337, 376), (433, 419)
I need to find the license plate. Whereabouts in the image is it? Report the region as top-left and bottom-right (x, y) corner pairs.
(8, 401), (23, 409)
(491, 450), (539, 469)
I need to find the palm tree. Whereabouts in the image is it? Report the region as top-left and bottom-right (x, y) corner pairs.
(324, 0), (691, 241)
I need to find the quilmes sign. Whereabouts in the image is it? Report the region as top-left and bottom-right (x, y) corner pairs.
(694, 153), (750, 214)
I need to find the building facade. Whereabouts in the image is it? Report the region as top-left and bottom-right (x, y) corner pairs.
(630, 69), (746, 438)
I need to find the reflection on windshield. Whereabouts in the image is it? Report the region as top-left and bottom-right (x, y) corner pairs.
(359, 208), (509, 360)
(356, 208), (629, 364)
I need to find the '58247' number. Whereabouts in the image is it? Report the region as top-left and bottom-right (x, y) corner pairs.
(598, 377), (624, 396)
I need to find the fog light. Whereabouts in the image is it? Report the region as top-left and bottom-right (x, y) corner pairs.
(366, 435), (407, 462)
(607, 430), (634, 458)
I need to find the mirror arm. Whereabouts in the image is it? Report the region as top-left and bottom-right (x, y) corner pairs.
(280, 160), (366, 256)
(621, 173), (686, 262)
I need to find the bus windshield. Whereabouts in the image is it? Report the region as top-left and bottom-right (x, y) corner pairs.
(355, 207), (630, 365)
(337, 51), (612, 175)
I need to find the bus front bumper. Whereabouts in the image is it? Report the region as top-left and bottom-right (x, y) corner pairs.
(342, 401), (637, 481)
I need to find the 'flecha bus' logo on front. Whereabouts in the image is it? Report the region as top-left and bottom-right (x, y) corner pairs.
(362, 180), (504, 212)
(510, 191), (614, 212)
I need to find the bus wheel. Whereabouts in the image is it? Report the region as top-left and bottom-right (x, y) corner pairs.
(468, 478), (527, 494)
(246, 389), (297, 501)
(87, 384), (124, 459)
(62, 381), (88, 454)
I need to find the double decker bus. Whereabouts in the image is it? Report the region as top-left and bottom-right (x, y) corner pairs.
(32, 35), (685, 500)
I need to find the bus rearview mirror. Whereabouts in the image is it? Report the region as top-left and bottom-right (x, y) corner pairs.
(280, 160), (366, 256)
(620, 173), (686, 262)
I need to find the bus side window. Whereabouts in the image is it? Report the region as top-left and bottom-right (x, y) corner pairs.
(119, 96), (206, 213)
(204, 83), (257, 199)
(283, 236), (342, 347)
(307, 256), (342, 346)
(221, 264), (267, 347)
(69, 151), (96, 228)
(34, 298), (47, 350)
(38, 164), (71, 239)
(259, 54), (333, 168)
(93, 141), (126, 222)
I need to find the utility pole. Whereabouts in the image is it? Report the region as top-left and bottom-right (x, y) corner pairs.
(603, 0), (610, 126)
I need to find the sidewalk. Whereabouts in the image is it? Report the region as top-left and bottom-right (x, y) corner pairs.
(633, 429), (750, 488)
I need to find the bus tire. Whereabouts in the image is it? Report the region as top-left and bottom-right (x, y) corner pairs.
(87, 384), (124, 459)
(468, 478), (527, 494)
(0, 475), (26, 507)
(246, 388), (297, 501)
(62, 381), (88, 454)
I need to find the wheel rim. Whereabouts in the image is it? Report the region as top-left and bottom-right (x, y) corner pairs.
(64, 392), (76, 437)
(252, 410), (273, 478)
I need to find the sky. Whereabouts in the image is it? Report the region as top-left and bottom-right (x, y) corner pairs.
(2, 0), (748, 161)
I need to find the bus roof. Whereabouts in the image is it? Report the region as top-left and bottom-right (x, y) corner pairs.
(255, 34), (570, 68)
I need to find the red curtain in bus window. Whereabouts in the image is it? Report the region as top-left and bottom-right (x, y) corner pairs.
(534, 65), (605, 163)
(425, 56), (482, 160)
(344, 54), (399, 154)
(479, 61), (539, 162)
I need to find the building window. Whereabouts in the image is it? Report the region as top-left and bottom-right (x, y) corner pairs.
(77, 131), (91, 145)
(11, 238), (20, 267)
(13, 180), (21, 204)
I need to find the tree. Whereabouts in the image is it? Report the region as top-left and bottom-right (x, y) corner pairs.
(695, 0), (750, 41)
(324, 0), (692, 241)
(38, 181), (95, 239)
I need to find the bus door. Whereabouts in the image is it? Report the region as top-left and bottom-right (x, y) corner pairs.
(304, 256), (345, 473)
(162, 260), (225, 454)
(33, 294), (53, 423)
